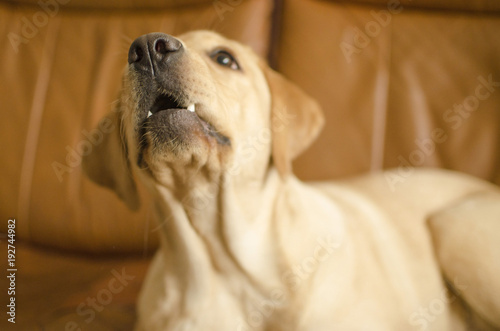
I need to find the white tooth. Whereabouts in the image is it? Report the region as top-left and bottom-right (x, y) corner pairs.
(147, 111), (153, 118)
(187, 104), (195, 112)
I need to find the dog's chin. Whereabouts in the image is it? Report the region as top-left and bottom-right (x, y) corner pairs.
(137, 107), (230, 173)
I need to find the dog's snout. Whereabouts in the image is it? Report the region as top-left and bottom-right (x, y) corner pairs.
(128, 33), (183, 73)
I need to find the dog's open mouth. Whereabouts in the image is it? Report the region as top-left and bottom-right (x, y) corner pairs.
(146, 94), (196, 120)
(138, 93), (230, 163)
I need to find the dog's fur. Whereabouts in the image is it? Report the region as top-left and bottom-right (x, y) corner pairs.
(83, 31), (500, 331)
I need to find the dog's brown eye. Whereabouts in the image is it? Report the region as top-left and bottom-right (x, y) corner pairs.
(210, 50), (240, 70)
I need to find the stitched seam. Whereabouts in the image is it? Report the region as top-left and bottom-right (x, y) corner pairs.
(17, 18), (60, 237)
(369, 16), (392, 172)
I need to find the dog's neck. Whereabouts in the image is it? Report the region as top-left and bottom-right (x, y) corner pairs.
(147, 166), (287, 295)
(140, 165), (348, 329)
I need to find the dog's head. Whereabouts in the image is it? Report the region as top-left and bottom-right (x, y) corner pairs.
(83, 31), (323, 209)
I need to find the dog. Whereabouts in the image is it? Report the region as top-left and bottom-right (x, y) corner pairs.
(83, 30), (500, 330)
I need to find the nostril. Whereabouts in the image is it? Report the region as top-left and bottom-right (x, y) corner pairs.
(155, 39), (168, 55)
(134, 46), (143, 61)
(128, 44), (144, 64)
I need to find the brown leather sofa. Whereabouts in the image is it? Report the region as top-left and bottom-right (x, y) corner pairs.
(1, 0), (499, 329)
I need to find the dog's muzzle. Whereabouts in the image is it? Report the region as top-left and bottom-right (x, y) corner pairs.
(127, 33), (231, 168)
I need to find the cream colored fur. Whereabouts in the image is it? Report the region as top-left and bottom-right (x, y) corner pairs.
(83, 31), (500, 331)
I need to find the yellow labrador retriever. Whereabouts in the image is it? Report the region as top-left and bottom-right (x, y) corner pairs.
(83, 31), (500, 331)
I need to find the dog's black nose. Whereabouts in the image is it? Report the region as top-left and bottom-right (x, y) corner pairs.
(128, 33), (183, 73)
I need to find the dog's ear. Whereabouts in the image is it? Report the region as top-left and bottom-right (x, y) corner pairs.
(261, 64), (324, 177)
(82, 105), (140, 210)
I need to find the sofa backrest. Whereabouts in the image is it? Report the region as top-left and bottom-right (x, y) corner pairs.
(1, 0), (499, 252)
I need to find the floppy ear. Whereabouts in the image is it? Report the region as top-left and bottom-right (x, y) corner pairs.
(261, 63), (324, 177)
(82, 105), (140, 210)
